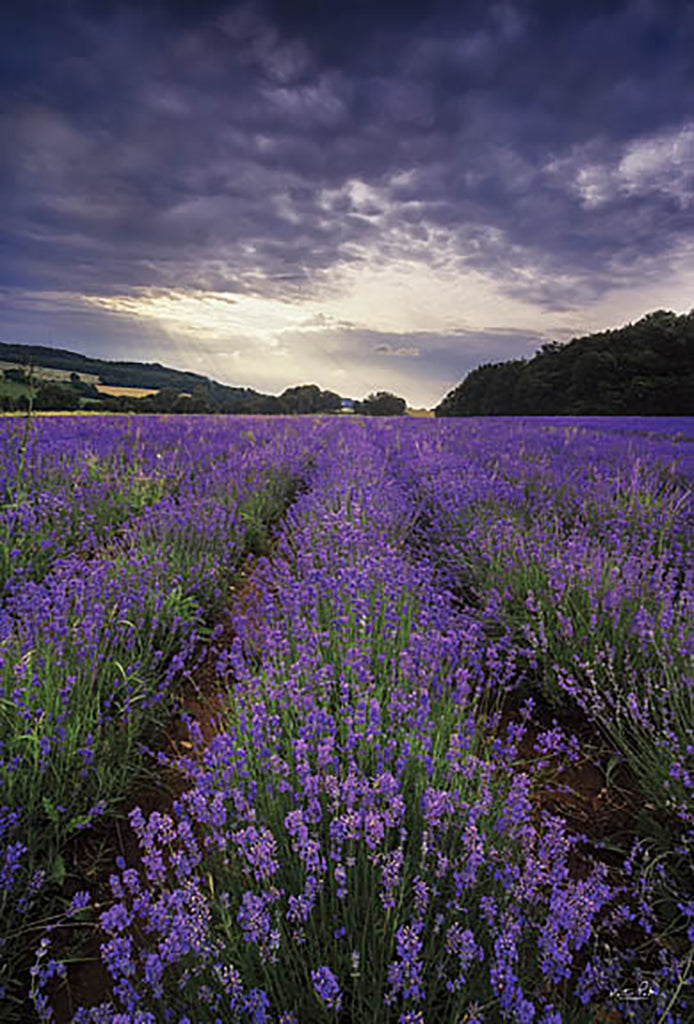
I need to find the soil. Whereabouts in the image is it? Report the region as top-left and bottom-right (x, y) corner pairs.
(47, 595), (244, 1021)
(43, 584), (680, 1023)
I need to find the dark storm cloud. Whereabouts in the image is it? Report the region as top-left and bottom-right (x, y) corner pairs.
(1, 0), (692, 308)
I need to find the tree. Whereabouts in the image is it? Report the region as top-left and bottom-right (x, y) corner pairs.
(33, 382), (80, 411)
(3, 367), (28, 384)
(279, 385), (344, 414)
(356, 391), (406, 416)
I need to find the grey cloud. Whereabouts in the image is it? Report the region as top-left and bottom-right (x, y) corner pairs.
(278, 324), (545, 398)
(373, 343), (421, 357)
(1, 0), (692, 348)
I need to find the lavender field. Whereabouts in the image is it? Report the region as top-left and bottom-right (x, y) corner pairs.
(1, 415), (692, 1023)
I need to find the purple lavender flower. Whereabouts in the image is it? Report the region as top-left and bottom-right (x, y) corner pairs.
(311, 965), (342, 1012)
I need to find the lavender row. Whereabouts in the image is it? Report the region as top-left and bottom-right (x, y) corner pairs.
(0, 417), (313, 593)
(52, 427), (670, 1023)
(1, 416), (324, 1010)
(386, 419), (693, 828)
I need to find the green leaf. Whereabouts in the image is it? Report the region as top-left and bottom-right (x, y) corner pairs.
(67, 813), (91, 835)
(42, 796), (59, 825)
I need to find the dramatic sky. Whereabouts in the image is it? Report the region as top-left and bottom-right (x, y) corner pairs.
(1, 0), (692, 406)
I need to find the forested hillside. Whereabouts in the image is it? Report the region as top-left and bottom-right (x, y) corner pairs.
(435, 310), (694, 416)
(0, 342), (343, 414)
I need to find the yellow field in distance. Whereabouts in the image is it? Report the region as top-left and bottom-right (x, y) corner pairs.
(95, 385), (159, 398)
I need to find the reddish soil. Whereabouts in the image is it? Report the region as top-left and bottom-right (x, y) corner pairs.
(47, 551), (282, 1019)
(48, 606), (244, 1020)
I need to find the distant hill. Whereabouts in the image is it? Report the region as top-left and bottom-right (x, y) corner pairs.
(435, 310), (694, 417)
(0, 342), (346, 415)
(0, 341), (248, 395)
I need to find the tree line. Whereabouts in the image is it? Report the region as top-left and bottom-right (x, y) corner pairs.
(0, 369), (407, 417)
(435, 310), (694, 416)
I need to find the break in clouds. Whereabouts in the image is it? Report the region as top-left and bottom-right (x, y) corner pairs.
(1, 0), (692, 404)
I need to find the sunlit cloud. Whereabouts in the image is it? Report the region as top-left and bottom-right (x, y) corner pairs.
(81, 289), (323, 341)
(548, 122), (694, 210)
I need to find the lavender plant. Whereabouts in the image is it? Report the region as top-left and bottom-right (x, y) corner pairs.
(57, 433), (627, 1023)
(392, 420), (693, 826)
(1, 414), (691, 1021)
(0, 415), (322, 1009)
